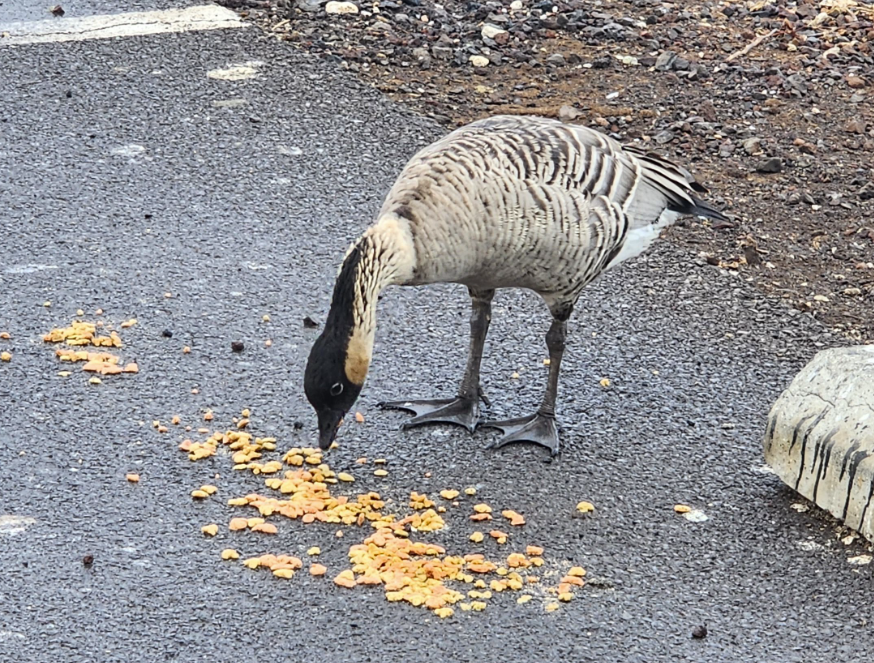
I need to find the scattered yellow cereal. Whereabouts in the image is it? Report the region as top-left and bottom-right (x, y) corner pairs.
(545, 602), (560, 613)
(469, 531), (484, 543)
(125, 473), (140, 483)
(337, 472), (355, 482)
(273, 568), (295, 579)
(201, 524), (219, 536)
(501, 509), (526, 526)
(334, 570), (356, 588)
(374, 469), (388, 477)
(440, 489), (459, 500)
(228, 518), (248, 531)
(567, 566), (586, 578)
(0, 351), (11, 362)
(473, 504), (492, 514)
(191, 489), (209, 499)
(674, 504), (692, 514)
(200, 485), (218, 495)
(221, 549), (240, 560)
(464, 487), (477, 496)
(434, 607), (454, 619)
(558, 592), (573, 602)
(517, 595), (532, 604)
(307, 547), (321, 556)
(576, 501), (595, 513)
(310, 564), (327, 576)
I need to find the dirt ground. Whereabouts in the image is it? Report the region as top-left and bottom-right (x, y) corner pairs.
(221, 0), (874, 342)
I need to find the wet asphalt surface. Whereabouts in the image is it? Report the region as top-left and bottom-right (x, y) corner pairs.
(1, 7), (874, 663)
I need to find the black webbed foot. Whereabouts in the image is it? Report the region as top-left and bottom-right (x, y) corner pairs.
(480, 412), (560, 457)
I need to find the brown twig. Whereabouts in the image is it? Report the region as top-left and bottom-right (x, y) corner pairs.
(725, 28), (780, 62)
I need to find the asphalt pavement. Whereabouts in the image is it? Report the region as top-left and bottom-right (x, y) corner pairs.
(1, 3), (873, 662)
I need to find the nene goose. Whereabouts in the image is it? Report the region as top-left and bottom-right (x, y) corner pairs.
(304, 114), (726, 455)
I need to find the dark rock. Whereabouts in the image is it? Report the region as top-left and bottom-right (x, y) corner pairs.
(654, 130), (674, 144)
(655, 50), (677, 71)
(757, 157), (783, 173)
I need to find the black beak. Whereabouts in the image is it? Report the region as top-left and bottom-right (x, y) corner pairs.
(317, 409), (344, 450)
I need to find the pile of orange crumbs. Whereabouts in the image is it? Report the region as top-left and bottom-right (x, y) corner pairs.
(159, 409), (588, 618)
(43, 315), (138, 379)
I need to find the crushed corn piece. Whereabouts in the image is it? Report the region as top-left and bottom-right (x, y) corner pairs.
(545, 602), (560, 613)
(228, 518), (248, 531)
(201, 524), (219, 536)
(599, 378), (611, 388)
(0, 332), (9, 339)
(464, 487), (476, 496)
(307, 547), (321, 556)
(470, 531), (484, 543)
(221, 549), (240, 560)
(338, 472), (355, 482)
(334, 570), (356, 588)
(501, 509), (526, 526)
(125, 473), (140, 483)
(567, 566), (586, 577)
(674, 504), (692, 513)
(473, 504), (492, 514)
(310, 564), (327, 576)
(252, 522), (278, 534)
(470, 601), (487, 611)
(191, 489), (209, 499)
(576, 501), (595, 513)
(440, 490), (459, 500)
(517, 595), (532, 604)
(354, 412), (365, 423)
(273, 568), (295, 579)
(434, 607), (454, 619)
(0, 351), (11, 362)
(374, 469), (388, 477)
(200, 485), (218, 495)
(183, 346), (191, 354)
(558, 592), (573, 602)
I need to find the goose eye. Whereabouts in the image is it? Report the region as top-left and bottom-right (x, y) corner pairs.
(330, 382), (344, 396)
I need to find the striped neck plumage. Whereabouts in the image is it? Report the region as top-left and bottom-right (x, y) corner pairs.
(327, 215), (415, 386)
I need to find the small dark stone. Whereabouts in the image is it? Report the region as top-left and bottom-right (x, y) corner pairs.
(65, 90), (72, 98)
(49, 4), (65, 15)
(692, 625), (708, 639)
(293, 420), (305, 430)
(161, 329), (173, 338)
(655, 50), (677, 71)
(231, 341), (245, 352)
(82, 554), (94, 567)
(756, 157), (783, 173)
(303, 316), (320, 329)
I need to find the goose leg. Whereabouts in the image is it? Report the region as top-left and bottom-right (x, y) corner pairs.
(482, 314), (567, 456)
(379, 288), (494, 433)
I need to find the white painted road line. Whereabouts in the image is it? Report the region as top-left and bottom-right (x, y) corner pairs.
(0, 5), (246, 46)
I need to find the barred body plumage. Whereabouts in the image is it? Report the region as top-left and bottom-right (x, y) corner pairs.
(380, 114), (724, 311)
(304, 115), (727, 455)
